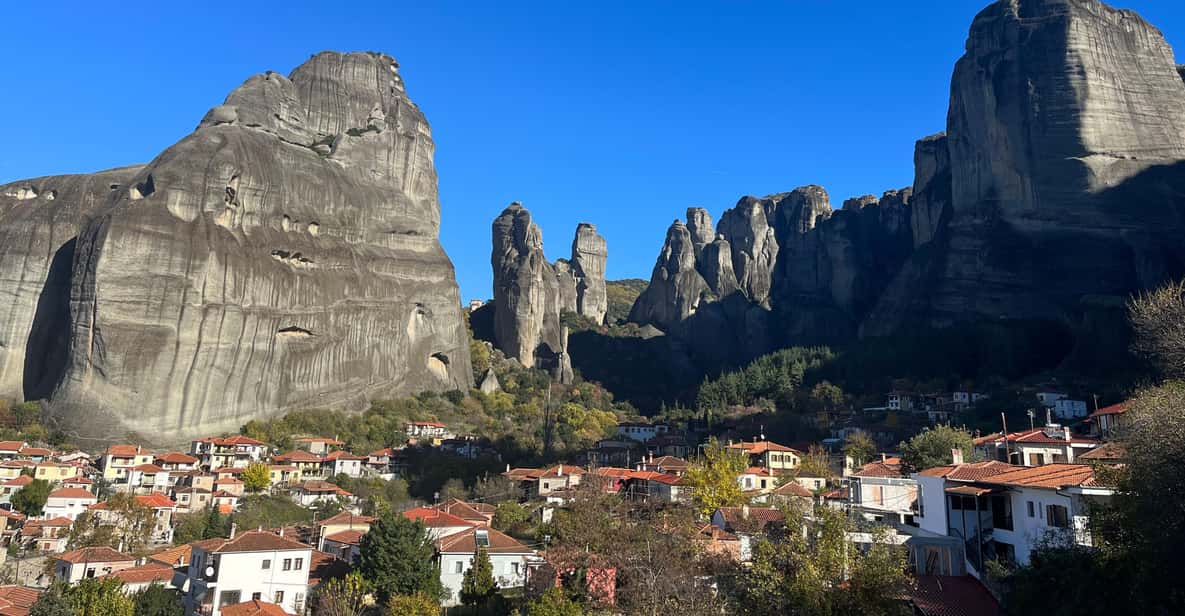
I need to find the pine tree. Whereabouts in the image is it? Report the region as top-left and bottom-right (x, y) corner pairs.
(131, 584), (183, 616)
(358, 511), (444, 603)
(459, 548), (496, 608)
(30, 584), (74, 616)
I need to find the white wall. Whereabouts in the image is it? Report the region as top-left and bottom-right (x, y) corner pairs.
(914, 475), (948, 536)
(187, 547), (312, 616)
(439, 552), (527, 606)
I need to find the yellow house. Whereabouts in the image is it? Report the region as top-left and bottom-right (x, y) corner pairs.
(727, 440), (802, 472)
(100, 445), (154, 481)
(268, 464), (304, 487)
(34, 463), (77, 483)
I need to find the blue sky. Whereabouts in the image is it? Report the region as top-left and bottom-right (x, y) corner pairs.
(3, 1), (1184, 302)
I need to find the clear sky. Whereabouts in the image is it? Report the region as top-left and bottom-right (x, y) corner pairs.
(3, 1), (1184, 302)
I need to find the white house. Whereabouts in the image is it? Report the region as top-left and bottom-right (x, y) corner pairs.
(190, 437), (268, 470)
(54, 547), (137, 583)
(402, 507), (474, 540)
(1035, 391), (1067, 408)
(846, 459), (918, 524)
(320, 451), (365, 478)
(289, 481), (353, 507)
(1053, 399), (1088, 419)
(405, 422), (452, 442)
(615, 422), (670, 443)
(973, 427), (1099, 466)
(184, 530), (314, 616)
(437, 527), (533, 607)
(1087, 402), (1129, 439)
(42, 487), (98, 521)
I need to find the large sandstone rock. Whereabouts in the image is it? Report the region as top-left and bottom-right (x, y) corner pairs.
(629, 220), (709, 330)
(1, 51), (474, 444)
(571, 223), (608, 323)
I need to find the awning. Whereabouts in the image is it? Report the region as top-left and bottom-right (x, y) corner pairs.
(945, 485), (996, 497)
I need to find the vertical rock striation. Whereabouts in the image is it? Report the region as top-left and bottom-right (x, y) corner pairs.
(0, 51), (474, 444)
(571, 223), (608, 323)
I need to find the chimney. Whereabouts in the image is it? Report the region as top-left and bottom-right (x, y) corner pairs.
(1045, 408), (1052, 427)
(558, 464), (563, 476)
(229, 523), (237, 539)
(951, 448), (964, 465)
(505, 463), (510, 473)
(1063, 426), (1071, 442)
(881, 453), (887, 463)
(741, 504), (750, 519)
(279, 527), (284, 537)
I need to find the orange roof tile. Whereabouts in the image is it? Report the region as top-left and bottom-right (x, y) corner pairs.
(317, 511), (376, 527)
(402, 507), (475, 528)
(323, 529), (366, 545)
(104, 445), (144, 457)
(437, 527), (532, 554)
(0, 585), (41, 616)
(773, 481), (813, 497)
(978, 463), (1101, 489)
(48, 487), (96, 500)
(57, 547), (134, 564)
(149, 544), (192, 567)
(727, 441), (799, 454)
(220, 600), (293, 616)
(1088, 402), (1129, 419)
(103, 562), (174, 584)
(192, 530), (310, 554)
(853, 461), (905, 478)
(155, 452), (198, 464)
(916, 461), (1015, 481)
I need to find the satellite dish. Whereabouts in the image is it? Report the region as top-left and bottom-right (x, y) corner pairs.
(204, 566), (216, 578)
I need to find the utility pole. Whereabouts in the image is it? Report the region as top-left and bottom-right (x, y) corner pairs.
(1001, 412), (1011, 464)
(543, 386), (554, 458)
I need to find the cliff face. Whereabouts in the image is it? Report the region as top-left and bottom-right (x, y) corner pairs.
(630, 0), (1185, 367)
(1, 51), (474, 444)
(490, 203), (606, 382)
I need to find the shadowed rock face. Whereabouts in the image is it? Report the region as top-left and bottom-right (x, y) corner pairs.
(571, 223), (608, 323)
(629, 0), (1185, 368)
(1, 51), (473, 444)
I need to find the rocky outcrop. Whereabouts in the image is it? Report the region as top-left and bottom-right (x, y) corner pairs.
(686, 207), (715, 256)
(631, 0), (1185, 366)
(571, 223), (608, 323)
(0, 51), (474, 444)
(490, 203), (607, 382)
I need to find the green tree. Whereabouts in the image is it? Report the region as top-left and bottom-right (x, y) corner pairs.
(241, 462), (272, 493)
(12, 478), (51, 517)
(526, 587), (583, 616)
(64, 578), (134, 616)
(682, 439), (749, 518)
(492, 501), (528, 532)
(843, 432), (877, 467)
(358, 511), (444, 603)
(385, 593), (439, 616)
(460, 548), (496, 608)
(30, 584), (74, 616)
(314, 571), (371, 616)
(898, 425), (975, 472)
(68, 493), (156, 556)
(796, 445), (832, 478)
(171, 509), (229, 545)
(131, 584), (183, 616)
(1128, 279), (1185, 378)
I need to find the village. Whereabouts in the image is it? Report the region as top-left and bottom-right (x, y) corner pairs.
(0, 386), (1130, 616)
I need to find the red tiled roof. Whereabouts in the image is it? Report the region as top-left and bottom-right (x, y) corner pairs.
(23, 516), (72, 529)
(57, 547), (134, 564)
(63, 475), (93, 484)
(132, 464), (164, 473)
(0, 442), (26, 452)
(295, 481), (351, 496)
(644, 455), (689, 469)
(1077, 442), (1127, 461)
(503, 468), (544, 480)
(220, 600), (293, 616)
(648, 473), (683, 486)
(136, 493), (177, 508)
(975, 428), (1099, 446)
(307, 551), (351, 587)
(406, 421), (446, 428)
(149, 544), (192, 567)
(1088, 402), (1129, 419)
(17, 448), (51, 457)
(317, 511), (376, 527)
(698, 524), (738, 542)
(773, 481), (813, 497)
(916, 461), (1015, 481)
(194, 436), (266, 447)
(727, 441), (799, 454)
(274, 450), (322, 463)
(853, 461), (905, 478)
(322, 451), (365, 461)
(3, 476), (32, 487)
(0, 585), (41, 616)
(403, 507), (475, 529)
(48, 487), (96, 500)
(192, 530), (310, 554)
(435, 499), (491, 522)
(911, 575), (1000, 616)
(156, 452), (198, 464)
(742, 466), (777, 477)
(323, 529), (365, 545)
(437, 527), (532, 554)
(103, 562), (174, 584)
(104, 445), (144, 457)
(714, 506), (786, 528)
(368, 448), (395, 457)
(978, 464), (1101, 489)
(538, 464), (585, 477)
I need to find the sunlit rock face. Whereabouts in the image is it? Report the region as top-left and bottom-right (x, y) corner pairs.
(0, 51), (473, 444)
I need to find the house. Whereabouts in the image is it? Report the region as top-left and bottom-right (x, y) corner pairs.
(320, 451), (365, 478)
(711, 505), (786, 535)
(17, 447), (52, 463)
(220, 599), (295, 616)
(768, 480), (814, 507)
(437, 527), (533, 607)
(212, 491), (240, 513)
(695, 525), (742, 560)
(32, 462), (75, 483)
(909, 574), (1000, 616)
(0, 476), (32, 507)
(1035, 391), (1067, 407)
(157, 452), (200, 472)
(42, 487), (98, 521)
(149, 543), (194, 569)
(647, 473), (686, 503)
(174, 487), (214, 514)
(184, 530), (314, 616)
(914, 461), (1112, 571)
(534, 465), (584, 497)
(846, 458), (918, 524)
(289, 481), (352, 507)
(61, 475), (94, 492)
(0, 461), (32, 481)
(127, 464), (171, 495)
(100, 445), (154, 482)
(214, 478), (245, 497)
(405, 422), (452, 444)
(401, 507), (475, 540)
(267, 466), (303, 488)
(321, 530), (364, 563)
(190, 437), (269, 470)
(104, 562), (178, 593)
(0, 442), (27, 459)
(271, 451), (323, 479)
(90, 493), (177, 544)
(1087, 402), (1128, 439)
(726, 440), (801, 471)
(614, 422), (670, 443)
(974, 426), (1099, 466)
(737, 467), (779, 495)
(1053, 399), (1088, 419)
(20, 516), (72, 552)
(0, 509), (25, 546)
(54, 547), (137, 583)
(434, 499), (495, 527)
(291, 437), (344, 456)
(634, 455), (689, 476)
(315, 512), (376, 550)
(0, 586), (41, 616)
(887, 391), (915, 411)
(365, 448), (395, 475)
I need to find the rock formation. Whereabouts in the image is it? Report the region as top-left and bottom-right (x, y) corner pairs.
(0, 51), (473, 444)
(630, 0), (1185, 367)
(490, 203), (607, 382)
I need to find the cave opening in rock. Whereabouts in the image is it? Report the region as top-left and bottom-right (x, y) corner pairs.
(23, 238), (76, 400)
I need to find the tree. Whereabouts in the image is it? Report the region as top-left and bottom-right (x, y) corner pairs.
(682, 439), (749, 518)
(64, 578), (134, 616)
(725, 506), (910, 616)
(1128, 279), (1185, 378)
(492, 501), (528, 532)
(241, 462), (271, 493)
(131, 584), (183, 616)
(438, 478), (467, 502)
(68, 493), (156, 555)
(898, 425), (975, 472)
(526, 588), (583, 616)
(796, 445), (831, 478)
(314, 571), (371, 616)
(843, 432), (876, 467)
(460, 548), (496, 608)
(172, 508), (229, 545)
(385, 593), (439, 616)
(12, 478), (51, 517)
(30, 584), (74, 616)
(358, 511), (444, 603)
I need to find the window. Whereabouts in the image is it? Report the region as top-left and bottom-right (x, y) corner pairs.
(1027, 501), (1035, 518)
(218, 591), (241, 608)
(85, 568), (96, 579)
(295, 558), (303, 571)
(274, 591), (284, 604)
(262, 559), (271, 570)
(512, 562), (521, 575)
(476, 531), (490, 548)
(991, 494), (1013, 531)
(1027, 453), (1042, 466)
(993, 541), (1017, 565)
(282, 558), (292, 571)
(1047, 504), (1069, 528)
(455, 561), (464, 573)
(252, 593), (261, 601)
